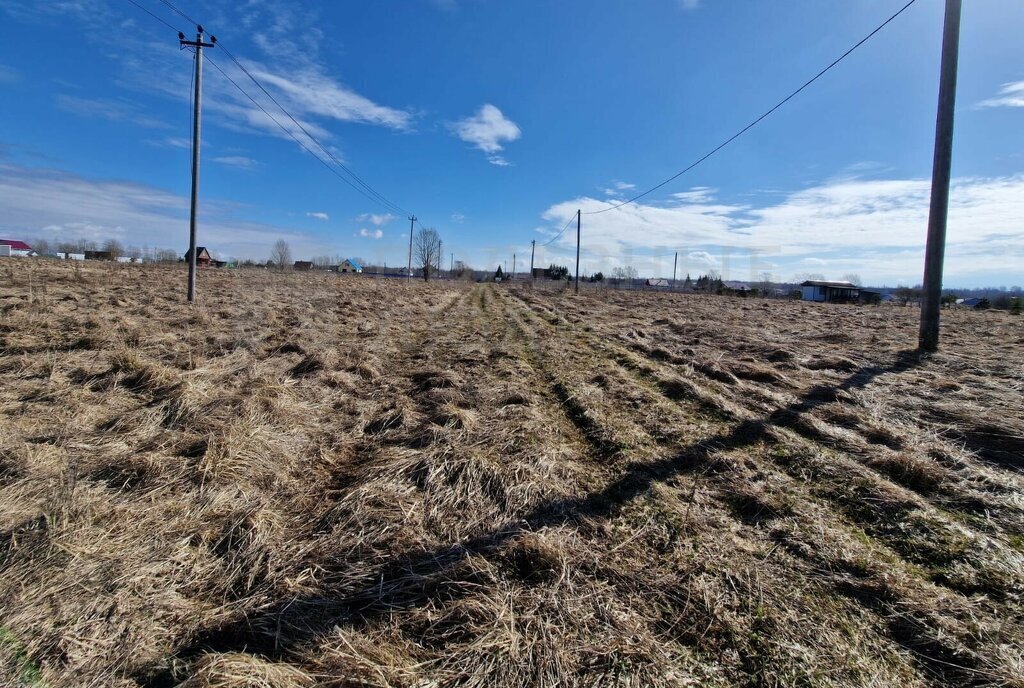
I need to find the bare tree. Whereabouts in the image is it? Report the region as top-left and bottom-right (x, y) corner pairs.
(270, 239), (292, 272)
(842, 272), (863, 286)
(414, 227), (441, 281)
(32, 237), (52, 256)
(103, 239), (124, 259)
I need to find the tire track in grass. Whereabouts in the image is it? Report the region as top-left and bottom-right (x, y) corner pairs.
(503, 287), (1024, 684)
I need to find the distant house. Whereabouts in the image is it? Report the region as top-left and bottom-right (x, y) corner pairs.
(646, 278), (670, 288)
(338, 259), (362, 274)
(960, 297), (985, 309)
(184, 246), (213, 267)
(57, 252), (85, 261)
(532, 267), (549, 279)
(293, 261), (313, 271)
(800, 280), (862, 304)
(723, 281), (751, 294)
(0, 239), (36, 257)
(84, 250), (114, 261)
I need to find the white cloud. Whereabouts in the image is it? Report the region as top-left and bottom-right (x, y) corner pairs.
(976, 81), (1024, 108)
(357, 212), (396, 226)
(538, 174), (1024, 285)
(678, 0), (700, 9)
(213, 156), (261, 170)
(605, 181), (638, 197)
(360, 227), (384, 239)
(451, 104), (521, 163)
(306, 211), (330, 221)
(244, 66), (412, 131)
(672, 186), (716, 203)
(451, 213), (465, 223)
(0, 161), (328, 260)
(147, 137), (192, 150)
(55, 94), (169, 129)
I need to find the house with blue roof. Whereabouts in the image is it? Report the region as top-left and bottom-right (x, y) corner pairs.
(339, 258), (362, 274)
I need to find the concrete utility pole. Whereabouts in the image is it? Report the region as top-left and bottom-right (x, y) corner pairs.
(919, 0), (962, 352)
(672, 251), (678, 289)
(574, 209), (581, 295)
(179, 27), (215, 303)
(530, 240), (536, 281)
(406, 216), (416, 278)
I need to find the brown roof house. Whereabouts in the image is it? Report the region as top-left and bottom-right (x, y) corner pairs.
(184, 246), (213, 267)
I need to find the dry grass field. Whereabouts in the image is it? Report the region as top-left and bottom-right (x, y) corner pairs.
(1, 260), (1022, 687)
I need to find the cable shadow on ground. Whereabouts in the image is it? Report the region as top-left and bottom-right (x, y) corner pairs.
(139, 349), (923, 687)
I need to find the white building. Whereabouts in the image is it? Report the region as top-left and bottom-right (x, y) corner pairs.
(0, 239), (36, 257)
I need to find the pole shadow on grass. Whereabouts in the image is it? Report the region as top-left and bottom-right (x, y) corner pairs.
(139, 350), (923, 687)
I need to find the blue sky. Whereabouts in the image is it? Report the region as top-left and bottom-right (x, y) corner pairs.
(0, 0), (1022, 287)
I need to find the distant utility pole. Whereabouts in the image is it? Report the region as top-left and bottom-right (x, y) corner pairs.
(406, 215), (416, 278)
(919, 0), (962, 353)
(530, 240), (536, 281)
(450, 252), (454, 273)
(672, 251), (678, 290)
(512, 253), (516, 281)
(574, 209), (581, 295)
(438, 240), (443, 275)
(179, 27), (215, 303)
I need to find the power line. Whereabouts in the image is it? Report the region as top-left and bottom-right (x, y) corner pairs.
(586, 0), (919, 215)
(123, 0), (182, 33)
(540, 213), (577, 247)
(216, 42), (408, 215)
(204, 54), (407, 211)
(155, 0), (199, 28)
(122, 0), (412, 215)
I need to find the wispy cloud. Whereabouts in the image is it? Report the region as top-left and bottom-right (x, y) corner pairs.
(0, 161), (328, 260)
(17, 1), (414, 158)
(0, 65), (18, 83)
(604, 181), (637, 196)
(976, 81), (1024, 109)
(147, 137), (192, 150)
(678, 0), (701, 9)
(213, 155), (261, 170)
(360, 227), (384, 239)
(55, 94), (169, 129)
(451, 212), (465, 223)
(357, 212), (396, 226)
(451, 104), (521, 165)
(306, 211), (330, 221)
(671, 187), (716, 203)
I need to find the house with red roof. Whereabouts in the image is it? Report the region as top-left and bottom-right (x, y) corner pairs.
(0, 240), (36, 257)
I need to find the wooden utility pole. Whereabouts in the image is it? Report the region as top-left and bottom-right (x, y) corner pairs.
(574, 209), (581, 295)
(180, 27), (215, 303)
(672, 251), (678, 290)
(530, 240), (536, 281)
(406, 215), (416, 278)
(919, 0), (962, 352)
(512, 253), (516, 281)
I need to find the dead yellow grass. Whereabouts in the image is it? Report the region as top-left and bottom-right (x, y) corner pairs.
(1, 260), (1022, 687)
